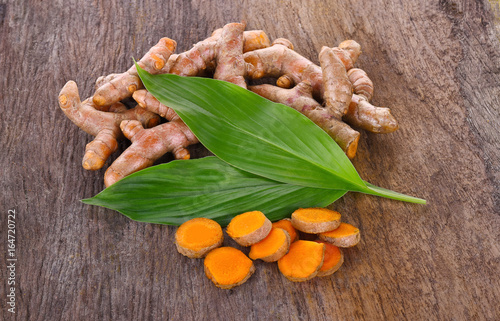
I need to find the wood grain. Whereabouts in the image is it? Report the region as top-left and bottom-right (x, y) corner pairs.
(1, 0), (499, 320)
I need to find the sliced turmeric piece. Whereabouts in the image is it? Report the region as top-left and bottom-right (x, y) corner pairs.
(278, 240), (325, 282)
(249, 228), (291, 262)
(318, 222), (361, 248)
(272, 218), (299, 242)
(314, 240), (344, 276)
(291, 208), (341, 234)
(226, 211), (272, 246)
(204, 247), (255, 289)
(175, 218), (224, 258)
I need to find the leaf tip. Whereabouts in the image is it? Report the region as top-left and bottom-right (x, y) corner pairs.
(363, 182), (427, 204)
(81, 197), (98, 206)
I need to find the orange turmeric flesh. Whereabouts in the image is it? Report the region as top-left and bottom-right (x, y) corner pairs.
(272, 219), (298, 242)
(315, 240), (344, 276)
(226, 211), (272, 246)
(291, 208), (341, 234)
(319, 222), (361, 248)
(204, 247), (255, 289)
(249, 228), (291, 262)
(242, 30), (271, 53)
(175, 218), (223, 258)
(278, 240), (325, 282)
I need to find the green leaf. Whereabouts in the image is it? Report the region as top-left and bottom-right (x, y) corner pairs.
(137, 67), (426, 204)
(82, 157), (347, 226)
(138, 70), (364, 191)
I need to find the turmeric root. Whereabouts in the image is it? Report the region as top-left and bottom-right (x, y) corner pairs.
(244, 39), (360, 99)
(344, 94), (399, 133)
(95, 73), (119, 90)
(204, 247), (255, 289)
(344, 68), (398, 132)
(58, 81), (160, 171)
(167, 29), (221, 77)
(226, 211), (272, 246)
(272, 218), (299, 242)
(277, 240), (325, 282)
(314, 240), (344, 276)
(175, 218), (224, 258)
(93, 24), (270, 110)
(337, 40), (362, 69)
(93, 38), (177, 107)
(174, 22), (248, 87)
(242, 30), (271, 53)
(249, 82), (360, 158)
(343, 67), (397, 132)
(244, 40), (397, 135)
(319, 222), (361, 248)
(291, 208), (341, 234)
(169, 27), (270, 77)
(319, 46), (352, 119)
(213, 22), (247, 88)
(103, 119), (198, 187)
(132, 89), (179, 121)
(248, 227), (291, 262)
(347, 68), (373, 101)
(272, 38), (294, 50)
(319, 46), (360, 157)
(245, 40), (324, 98)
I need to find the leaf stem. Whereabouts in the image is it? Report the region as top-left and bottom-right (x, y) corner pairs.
(361, 182), (427, 204)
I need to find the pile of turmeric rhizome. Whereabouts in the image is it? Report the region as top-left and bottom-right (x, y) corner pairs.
(59, 22), (397, 288)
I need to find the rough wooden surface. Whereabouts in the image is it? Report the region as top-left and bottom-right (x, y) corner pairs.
(1, 0), (499, 320)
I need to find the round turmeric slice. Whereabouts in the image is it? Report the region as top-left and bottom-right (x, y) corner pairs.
(277, 240), (325, 282)
(249, 228), (291, 262)
(204, 247), (255, 289)
(319, 222), (360, 248)
(291, 207), (341, 233)
(315, 240), (344, 276)
(226, 211), (272, 246)
(175, 218), (224, 258)
(272, 218), (299, 242)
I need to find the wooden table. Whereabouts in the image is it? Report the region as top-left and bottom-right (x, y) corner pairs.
(1, 1), (499, 320)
